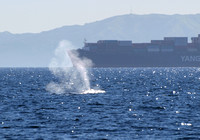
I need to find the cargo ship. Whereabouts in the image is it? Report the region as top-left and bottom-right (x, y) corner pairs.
(69, 34), (200, 67)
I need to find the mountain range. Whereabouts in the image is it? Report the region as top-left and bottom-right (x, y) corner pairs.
(1, 14), (200, 67)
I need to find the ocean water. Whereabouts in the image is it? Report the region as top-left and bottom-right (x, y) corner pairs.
(1, 68), (200, 139)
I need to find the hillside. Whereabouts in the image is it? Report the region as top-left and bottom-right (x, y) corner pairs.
(1, 14), (200, 67)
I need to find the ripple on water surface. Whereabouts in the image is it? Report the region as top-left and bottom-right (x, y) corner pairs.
(0, 68), (200, 139)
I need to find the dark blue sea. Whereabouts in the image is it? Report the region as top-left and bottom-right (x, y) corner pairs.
(1, 68), (200, 139)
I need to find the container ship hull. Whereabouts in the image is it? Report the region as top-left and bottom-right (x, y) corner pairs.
(69, 34), (200, 67)
(71, 50), (200, 67)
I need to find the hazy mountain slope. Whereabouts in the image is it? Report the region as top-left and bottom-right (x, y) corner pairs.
(1, 14), (200, 67)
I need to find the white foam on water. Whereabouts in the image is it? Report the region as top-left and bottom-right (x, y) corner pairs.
(46, 40), (105, 94)
(81, 89), (106, 94)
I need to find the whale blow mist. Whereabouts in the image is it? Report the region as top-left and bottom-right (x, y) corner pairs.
(46, 40), (105, 94)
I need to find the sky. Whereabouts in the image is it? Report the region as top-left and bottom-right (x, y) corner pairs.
(1, 0), (200, 33)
